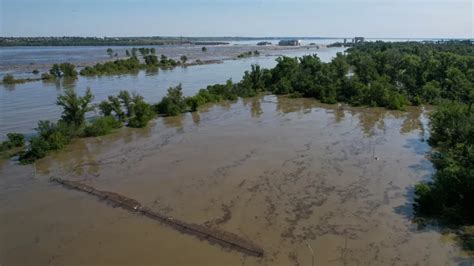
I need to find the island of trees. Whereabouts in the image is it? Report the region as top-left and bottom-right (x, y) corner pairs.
(1, 41), (472, 227)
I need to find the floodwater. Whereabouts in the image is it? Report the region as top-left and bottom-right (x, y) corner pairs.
(1, 96), (472, 265)
(0, 42), (335, 76)
(0, 46), (345, 139)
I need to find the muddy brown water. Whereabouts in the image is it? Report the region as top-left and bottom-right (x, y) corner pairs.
(1, 96), (472, 265)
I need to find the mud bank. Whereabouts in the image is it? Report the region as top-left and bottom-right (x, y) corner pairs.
(0, 96), (472, 265)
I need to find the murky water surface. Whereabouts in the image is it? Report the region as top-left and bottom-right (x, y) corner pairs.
(1, 96), (472, 265)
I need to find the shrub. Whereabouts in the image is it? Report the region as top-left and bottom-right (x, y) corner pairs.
(32, 69), (40, 75)
(154, 84), (188, 116)
(144, 55), (158, 66)
(41, 73), (54, 80)
(6, 133), (24, 147)
(2, 74), (15, 84)
(79, 57), (141, 76)
(48, 63), (77, 78)
(60, 63), (78, 77)
(186, 97), (200, 112)
(19, 120), (74, 164)
(19, 137), (50, 164)
(83, 116), (122, 137)
(127, 96), (154, 128)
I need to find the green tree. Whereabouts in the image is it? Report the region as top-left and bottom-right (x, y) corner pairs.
(2, 74), (15, 84)
(107, 48), (114, 58)
(144, 55), (158, 66)
(127, 94), (154, 128)
(56, 88), (94, 127)
(415, 102), (474, 224)
(154, 84), (188, 116)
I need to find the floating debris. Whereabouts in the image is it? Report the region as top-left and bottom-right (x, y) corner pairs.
(50, 177), (264, 257)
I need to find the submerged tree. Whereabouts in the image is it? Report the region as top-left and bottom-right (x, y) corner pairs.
(107, 48), (114, 58)
(56, 88), (94, 127)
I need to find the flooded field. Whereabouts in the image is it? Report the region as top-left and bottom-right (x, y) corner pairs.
(1, 96), (472, 265)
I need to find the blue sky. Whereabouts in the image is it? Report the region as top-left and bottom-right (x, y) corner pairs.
(1, 0), (472, 38)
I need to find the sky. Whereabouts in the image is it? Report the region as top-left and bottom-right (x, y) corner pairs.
(0, 0), (472, 38)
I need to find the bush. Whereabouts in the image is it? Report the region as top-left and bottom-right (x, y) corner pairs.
(99, 91), (153, 128)
(154, 84), (188, 116)
(83, 116), (122, 137)
(6, 133), (24, 147)
(127, 97), (154, 128)
(41, 73), (54, 80)
(186, 97), (200, 112)
(19, 120), (74, 164)
(2, 74), (15, 84)
(32, 69), (39, 74)
(19, 137), (50, 164)
(79, 57), (141, 76)
(49, 63), (78, 78)
(144, 55), (158, 66)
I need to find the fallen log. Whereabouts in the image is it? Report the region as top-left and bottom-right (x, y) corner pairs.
(50, 177), (264, 257)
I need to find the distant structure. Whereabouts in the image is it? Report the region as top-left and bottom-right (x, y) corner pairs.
(352, 37), (365, 43)
(257, 41), (272, 46)
(278, 39), (301, 46)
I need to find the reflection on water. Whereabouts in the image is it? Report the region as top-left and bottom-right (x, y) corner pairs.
(243, 97), (263, 118)
(1, 96), (471, 265)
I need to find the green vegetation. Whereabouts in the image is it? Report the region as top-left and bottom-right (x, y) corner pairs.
(107, 48), (114, 57)
(14, 88), (152, 164)
(2, 74), (16, 84)
(83, 116), (122, 137)
(0, 133), (25, 157)
(80, 57), (141, 76)
(49, 63), (78, 78)
(79, 52), (180, 76)
(99, 91), (154, 128)
(32, 69), (39, 75)
(202, 46), (207, 52)
(56, 88), (94, 127)
(414, 102), (473, 224)
(19, 120), (75, 164)
(2, 73), (43, 84)
(154, 85), (188, 116)
(180, 55), (188, 64)
(41, 73), (54, 81)
(237, 50), (260, 58)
